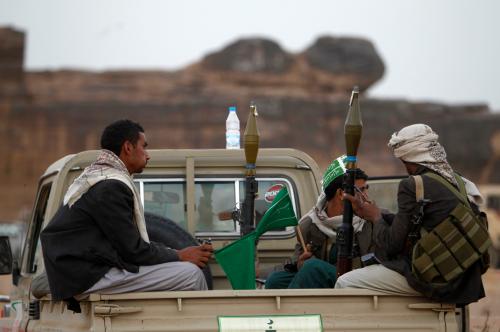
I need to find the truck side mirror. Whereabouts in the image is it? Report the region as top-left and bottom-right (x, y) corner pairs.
(0, 236), (13, 275)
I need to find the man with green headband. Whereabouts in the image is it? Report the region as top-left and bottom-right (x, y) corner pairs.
(265, 156), (373, 289)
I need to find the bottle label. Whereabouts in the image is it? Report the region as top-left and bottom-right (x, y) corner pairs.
(226, 131), (240, 149)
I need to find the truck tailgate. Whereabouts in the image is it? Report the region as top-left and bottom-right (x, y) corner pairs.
(35, 289), (459, 332)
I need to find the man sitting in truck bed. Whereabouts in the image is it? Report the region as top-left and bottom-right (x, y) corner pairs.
(41, 120), (212, 309)
(337, 124), (487, 305)
(265, 156), (375, 289)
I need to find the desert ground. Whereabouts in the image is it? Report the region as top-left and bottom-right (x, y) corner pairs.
(470, 268), (500, 332)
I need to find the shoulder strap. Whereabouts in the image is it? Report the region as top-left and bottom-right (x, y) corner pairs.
(423, 172), (471, 209)
(413, 175), (424, 202)
(454, 174), (470, 207)
(407, 175), (428, 249)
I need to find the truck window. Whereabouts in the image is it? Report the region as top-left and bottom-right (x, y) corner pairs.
(137, 177), (297, 237)
(196, 181), (236, 233)
(367, 178), (401, 214)
(143, 181), (187, 229)
(487, 195), (500, 211)
(238, 179), (295, 232)
(22, 182), (52, 274)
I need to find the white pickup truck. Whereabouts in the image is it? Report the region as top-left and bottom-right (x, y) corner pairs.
(478, 186), (500, 268)
(0, 148), (466, 331)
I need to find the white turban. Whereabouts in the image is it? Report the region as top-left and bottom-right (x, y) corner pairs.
(388, 124), (484, 205)
(388, 124), (457, 186)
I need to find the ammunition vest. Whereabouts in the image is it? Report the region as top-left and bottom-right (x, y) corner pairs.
(411, 172), (491, 287)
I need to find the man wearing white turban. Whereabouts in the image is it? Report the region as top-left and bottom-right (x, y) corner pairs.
(389, 124), (483, 204)
(335, 124), (486, 305)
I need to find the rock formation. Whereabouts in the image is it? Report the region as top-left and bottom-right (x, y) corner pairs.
(304, 36), (384, 92)
(202, 38), (293, 74)
(0, 27), (499, 222)
(0, 27), (25, 99)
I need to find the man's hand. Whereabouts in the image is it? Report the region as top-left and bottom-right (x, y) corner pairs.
(343, 192), (382, 222)
(177, 243), (213, 268)
(297, 250), (313, 270)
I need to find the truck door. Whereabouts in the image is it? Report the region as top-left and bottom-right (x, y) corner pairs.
(15, 180), (52, 332)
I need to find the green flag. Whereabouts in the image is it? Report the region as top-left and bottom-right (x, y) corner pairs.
(255, 187), (298, 237)
(214, 187), (298, 290)
(214, 232), (257, 290)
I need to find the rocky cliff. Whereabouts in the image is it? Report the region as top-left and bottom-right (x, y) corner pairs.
(1, 27), (499, 222)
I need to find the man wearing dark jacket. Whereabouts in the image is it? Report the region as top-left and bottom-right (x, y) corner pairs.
(41, 120), (212, 303)
(336, 124), (486, 305)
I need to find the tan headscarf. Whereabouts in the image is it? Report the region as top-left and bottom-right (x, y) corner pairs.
(388, 124), (457, 186)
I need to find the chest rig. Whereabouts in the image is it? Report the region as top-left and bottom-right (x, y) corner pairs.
(410, 173), (491, 286)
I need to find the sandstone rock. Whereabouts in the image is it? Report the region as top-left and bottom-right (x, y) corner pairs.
(304, 36), (384, 88)
(0, 27), (24, 71)
(0, 27), (499, 223)
(201, 38), (292, 73)
(0, 27), (25, 98)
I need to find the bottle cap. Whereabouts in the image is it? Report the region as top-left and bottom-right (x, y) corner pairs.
(229, 106), (236, 112)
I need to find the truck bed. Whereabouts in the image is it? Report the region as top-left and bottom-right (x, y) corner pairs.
(32, 289), (458, 332)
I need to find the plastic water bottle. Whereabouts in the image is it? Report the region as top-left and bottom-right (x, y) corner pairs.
(225, 106), (240, 149)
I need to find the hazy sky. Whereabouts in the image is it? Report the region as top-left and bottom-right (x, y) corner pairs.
(1, 0), (499, 110)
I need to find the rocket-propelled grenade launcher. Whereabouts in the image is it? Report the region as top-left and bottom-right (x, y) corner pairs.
(336, 86), (363, 277)
(241, 104), (260, 236)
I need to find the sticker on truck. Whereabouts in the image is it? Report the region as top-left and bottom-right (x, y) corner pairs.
(264, 184), (285, 203)
(218, 314), (322, 332)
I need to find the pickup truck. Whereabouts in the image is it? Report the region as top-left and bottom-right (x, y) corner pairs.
(0, 148), (466, 331)
(478, 186), (500, 268)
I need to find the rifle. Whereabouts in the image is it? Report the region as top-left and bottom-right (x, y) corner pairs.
(336, 87), (363, 277)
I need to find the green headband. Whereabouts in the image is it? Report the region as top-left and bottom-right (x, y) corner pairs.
(322, 155), (347, 190)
